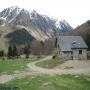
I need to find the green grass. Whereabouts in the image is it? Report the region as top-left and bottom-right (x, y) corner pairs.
(0, 58), (37, 74)
(36, 58), (66, 69)
(0, 75), (90, 90)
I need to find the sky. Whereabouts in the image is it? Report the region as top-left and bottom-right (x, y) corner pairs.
(0, 0), (90, 28)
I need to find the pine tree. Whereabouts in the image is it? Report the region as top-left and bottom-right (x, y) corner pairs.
(55, 37), (57, 48)
(24, 44), (30, 58)
(7, 45), (13, 58)
(0, 50), (4, 57)
(85, 33), (90, 50)
(13, 45), (18, 57)
(0, 51), (2, 57)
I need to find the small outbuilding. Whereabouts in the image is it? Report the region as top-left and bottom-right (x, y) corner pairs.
(57, 36), (88, 60)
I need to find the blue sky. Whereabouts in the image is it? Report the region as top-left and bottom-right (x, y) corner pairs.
(0, 0), (90, 28)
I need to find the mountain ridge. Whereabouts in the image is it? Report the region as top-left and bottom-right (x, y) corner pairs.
(0, 6), (73, 33)
(0, 6), (73, 51)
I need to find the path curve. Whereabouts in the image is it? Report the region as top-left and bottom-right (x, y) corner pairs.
(0, 56), (90, 84)
(0, 56), (52, 84)
(27, 56), (90, 76)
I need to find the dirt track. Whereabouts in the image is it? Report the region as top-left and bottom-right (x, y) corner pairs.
(27, 56), (90, 75)
(0, 56), (90, 84)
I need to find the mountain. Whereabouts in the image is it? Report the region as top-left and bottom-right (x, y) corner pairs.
(0, 6), (73, 51)
(64, 20), (90, 37)
(55, 20), (73, 32)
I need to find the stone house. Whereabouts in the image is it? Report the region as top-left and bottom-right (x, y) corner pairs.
(57, 36), (88, 60)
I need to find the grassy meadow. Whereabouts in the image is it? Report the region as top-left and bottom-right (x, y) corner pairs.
(0, 58), (90, 90)
(0, 75), (90, 90)
(36, 58), (66, 69)
(0, 58), (37, 74)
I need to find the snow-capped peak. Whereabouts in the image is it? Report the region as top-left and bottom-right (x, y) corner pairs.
(55, 20), (62, 29)
(60, 20), (71, 27)
(0, 6), (73, 33)
(9, 6), (20, 11)
(55, 19), (73, 32)
(0, 6), (21, 19)
(29, 10), (38, 19)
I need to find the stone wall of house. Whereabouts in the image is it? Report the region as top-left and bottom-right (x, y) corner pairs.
(72, 49), (87, 60)
(87, 51), (90, 59)
(59, 51), (72, 60)
(58, 48), (87, 60)
(73, 49), (79, 60)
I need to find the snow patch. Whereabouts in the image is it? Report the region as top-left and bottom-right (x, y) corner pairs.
(55, 20), (62, 29)
(29, 10), (38, 19)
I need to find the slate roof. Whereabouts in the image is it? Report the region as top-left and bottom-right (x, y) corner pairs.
(58, 36), (88, 51)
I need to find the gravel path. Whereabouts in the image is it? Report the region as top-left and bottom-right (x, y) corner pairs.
(27, 57), (90, 76)
(0, 56), (52, 84)
(0, 56), (90, 84)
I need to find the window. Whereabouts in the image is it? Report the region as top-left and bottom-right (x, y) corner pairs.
(79, 50), (82, 54)
(71, 51), (73, 55)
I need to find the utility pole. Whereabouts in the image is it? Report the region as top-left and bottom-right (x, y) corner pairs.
(56, 31), (59, 55)
(56, 30), (63, 55)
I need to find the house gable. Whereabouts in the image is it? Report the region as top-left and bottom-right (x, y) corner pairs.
(57, 36), (88, 60)
(58, 36), (88, 52)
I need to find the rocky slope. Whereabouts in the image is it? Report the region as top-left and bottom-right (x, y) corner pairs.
(0, 6), (73, 51)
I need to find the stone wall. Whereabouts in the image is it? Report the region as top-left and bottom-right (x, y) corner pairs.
(59, 51), (72, 60)
(72, 49), (87, 60)
(58, 49), (87, 60)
